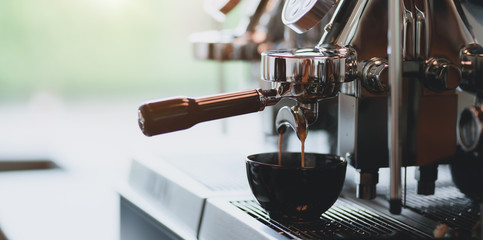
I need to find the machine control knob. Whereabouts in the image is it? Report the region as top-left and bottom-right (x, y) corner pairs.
(282, 0), (336, 34)
(360, 57), (389, 94)
(424, 57), (461, 92)
(458, 105), (483, 152)
(460, 43), (483, 93)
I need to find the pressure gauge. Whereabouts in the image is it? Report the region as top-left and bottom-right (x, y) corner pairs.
(282, 0), (335, 34)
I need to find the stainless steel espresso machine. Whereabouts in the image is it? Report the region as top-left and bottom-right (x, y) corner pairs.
(120, 0), (483, 239)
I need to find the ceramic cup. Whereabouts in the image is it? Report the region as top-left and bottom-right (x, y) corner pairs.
(246, 152), (347, 221)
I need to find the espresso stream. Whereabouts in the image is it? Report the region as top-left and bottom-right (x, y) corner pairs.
(278, 132), (283, 165)
(278, 131), (307, 167)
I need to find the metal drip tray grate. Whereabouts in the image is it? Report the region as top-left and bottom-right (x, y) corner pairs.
(231, 198), (430, 239)
(404, 185), (481, 238)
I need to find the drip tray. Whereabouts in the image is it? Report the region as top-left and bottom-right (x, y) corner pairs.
(404, 186), (481, 238)
(231, 198), (431, 239)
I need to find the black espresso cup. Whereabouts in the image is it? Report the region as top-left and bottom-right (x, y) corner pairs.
(246, 152), (347, 221)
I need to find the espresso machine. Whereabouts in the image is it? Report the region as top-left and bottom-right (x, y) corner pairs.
(121, 0), (483, 239)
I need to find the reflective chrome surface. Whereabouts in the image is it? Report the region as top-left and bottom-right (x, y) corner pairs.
(191, 0), (285, 61)
(136, 0), (483, 228)
(312, 0), (482, 205)
(275, 102), (317, 141)
(281, 0), (336, 34)
(261, 0), (483, 214)
(261, 46), (356, 84)
(387, 0), (402, 214)
(460, 43), (483, 92)
(191, 30), (261, 61)
(424, 57), (461, 92)
(359, 57), (389, 94)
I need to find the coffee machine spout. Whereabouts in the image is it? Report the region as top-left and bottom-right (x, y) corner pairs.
(275, 102), (318, 141)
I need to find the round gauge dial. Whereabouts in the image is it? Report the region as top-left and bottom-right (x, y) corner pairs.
(282, 0), (335, 34)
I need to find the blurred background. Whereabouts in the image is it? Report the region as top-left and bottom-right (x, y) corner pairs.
(0, 0), (252, 101)
(0, 1), (257, 239)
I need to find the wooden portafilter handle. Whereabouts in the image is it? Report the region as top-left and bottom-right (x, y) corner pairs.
(138, 89), (278, 136)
